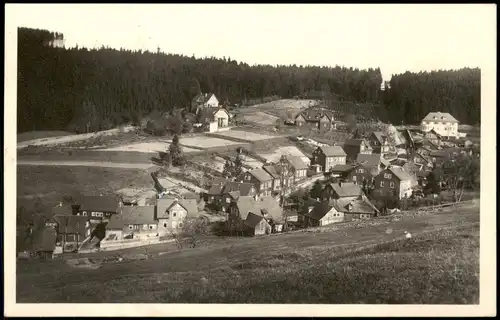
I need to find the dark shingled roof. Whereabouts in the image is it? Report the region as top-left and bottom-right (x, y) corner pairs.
(295, 108), (334, 122)
(304, 202), (333, 221)
(331, 196), (379, 215)
(285, 156), (308, 170)
(79, 195), (120, 213)
(235, 196), (283, 222)
(387, 166), (413, 181)
(243, 212), (266, 228)
(52, 215), (89, 236)
(330, 182), (363, 198)
(344, 139), (368, 147)
(356, 154), (382, 168)
(330, 164), (357, 173)
(249, 168), (273, 183)
(222, 182), (255, 197)
(106, 206), (156, 230)
(371, 131), (387, 144)
(319, 146), (347, 157)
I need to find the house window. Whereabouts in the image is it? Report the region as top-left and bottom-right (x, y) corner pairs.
(246, 176), (251, 181)
(380, 181), (384, 187)
(225, 198), (231, 204)
(358, 168), (364, 173)
(129, 225), (134, 230)
(173, 212), (177, 217)
(384, 173), (392, 179)
(143, 224), (148, 230)
(163, 223), (167, 228)
(352, 176), (357, 182)
(149, 225), (154, 230)
(390, 182), (395, 188)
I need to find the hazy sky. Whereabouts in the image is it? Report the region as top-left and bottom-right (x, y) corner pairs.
(8, 4), (496, 80)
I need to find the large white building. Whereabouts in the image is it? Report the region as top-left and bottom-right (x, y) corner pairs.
(420, 112), (460, 138)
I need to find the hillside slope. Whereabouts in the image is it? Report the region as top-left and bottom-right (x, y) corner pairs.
(17, 202), (479, 304)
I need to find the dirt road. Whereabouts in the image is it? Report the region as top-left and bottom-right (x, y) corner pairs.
(17, 160), (155, 170)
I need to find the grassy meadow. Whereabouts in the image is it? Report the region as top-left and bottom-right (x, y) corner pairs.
(17, 202), (479, 304)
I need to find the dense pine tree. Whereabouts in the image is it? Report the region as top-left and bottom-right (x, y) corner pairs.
(17, 27), (480, 134)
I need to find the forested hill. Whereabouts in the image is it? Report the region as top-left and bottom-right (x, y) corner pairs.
(383, 69), (481, 126)
(17, 27), (480, 133)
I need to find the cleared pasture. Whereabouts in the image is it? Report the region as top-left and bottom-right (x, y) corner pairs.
(258, 146), (309, 164)
(210, 130), (284, 142)
(100, 141), (200, 154)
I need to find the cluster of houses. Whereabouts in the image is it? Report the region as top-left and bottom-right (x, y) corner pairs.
(24, 110), (478, 258)
(190, 92), (231, 132)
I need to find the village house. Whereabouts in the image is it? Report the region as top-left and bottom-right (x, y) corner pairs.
(47, 214), (92, 253)
(283, 156), (309, 183)
(420, 112), (460, 138)
(156, 198), (199, 236)
(368, 131), (391, 154)
(373, 166), (416, 199)
(311, 146), (347, 172)
(196, 106), (231, 132)
(348, 153), (385, 185)
(238, 168), (274, 196)
(294, 108), (335, 130)
(328, 164), (358, 180)
(300, 195), (379, 227)
(220, 182), (257, 210)
(322, 181), (364, 201)
(242, 212), (272, 236)
(227, 195), (284, 234)
(105, 206), (158, 241)
(191, 92), (219, 114)
(342, 139), (373, 162)
(76, 195), (122, 223)
(262, 164), (293, 193)
(205, 181), (256, 209)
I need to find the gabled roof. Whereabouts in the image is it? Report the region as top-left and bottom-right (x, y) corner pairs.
(329, 182), (363, 198)
(243, 212), (266, 228)
(344, 139), (369, 147)
(295, 108), (334, 122)
(371, 131), (387, 144)
(207, 183), (225, 195)
(422, 112), (459, 123)
(52, 215), (89, 236)
(79, 195), (120, 213)
(156, 198), (198, 219)
(330, 196), (379, 215)
(222, 181), (255, 196)
(192, 92), (216, 104)
(356, 154), (382, 168)
(249, 168), (273, 183)
(330, 164), (357, 173)
(285, 156), (308, 170)
(304, 202), (333, 221)
(106, 206), (156, 229)
(262, 165), (281, 179)
(318, 146), (347, 157)
(234, 196), (283, 221)
(386, 166), (413, 181)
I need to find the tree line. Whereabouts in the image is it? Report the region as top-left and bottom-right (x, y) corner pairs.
(17, 27), (480, 134)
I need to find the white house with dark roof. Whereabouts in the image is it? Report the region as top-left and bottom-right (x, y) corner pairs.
(311, 146), (347, 172)
(420, 112), (459, 138)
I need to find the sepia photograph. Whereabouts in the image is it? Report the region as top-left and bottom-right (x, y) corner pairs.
(4, 3), (496, 317)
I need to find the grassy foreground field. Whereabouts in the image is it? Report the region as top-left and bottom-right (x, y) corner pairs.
(17, 202), (479, 303)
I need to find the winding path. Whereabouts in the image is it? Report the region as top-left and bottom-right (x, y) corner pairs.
(16, 160), (155, 170)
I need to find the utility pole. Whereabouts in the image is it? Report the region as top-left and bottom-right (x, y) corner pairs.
(278, 155), (289, 232)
